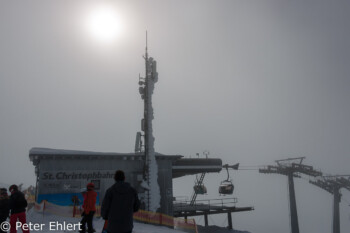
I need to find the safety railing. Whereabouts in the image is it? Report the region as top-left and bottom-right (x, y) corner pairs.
(174, 197), (237, 212)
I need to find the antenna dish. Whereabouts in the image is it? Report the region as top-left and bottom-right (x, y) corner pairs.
(134, 132), (142, 153)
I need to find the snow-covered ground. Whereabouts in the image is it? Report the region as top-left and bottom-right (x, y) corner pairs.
(24, 209), (186, 233)
(196, 225), (250, 233)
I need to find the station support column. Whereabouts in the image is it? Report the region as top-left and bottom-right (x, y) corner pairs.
(228, 211), (233, 229)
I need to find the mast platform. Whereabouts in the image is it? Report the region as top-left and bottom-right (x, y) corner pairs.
(173, 198), (254, 229)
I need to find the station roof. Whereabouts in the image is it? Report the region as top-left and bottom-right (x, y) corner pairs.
(29, 148), (223, 177)
(29, 147), (182, 165)
(172, 158), (223, 178)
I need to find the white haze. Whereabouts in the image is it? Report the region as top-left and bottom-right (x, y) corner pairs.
(1, 1), (350, 233)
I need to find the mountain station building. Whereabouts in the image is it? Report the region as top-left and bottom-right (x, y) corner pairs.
(29, 147), (222, 216)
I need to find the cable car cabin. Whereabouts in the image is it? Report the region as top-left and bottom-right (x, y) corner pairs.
(219, 181), (234, 195)
(194, 184), (207, 194)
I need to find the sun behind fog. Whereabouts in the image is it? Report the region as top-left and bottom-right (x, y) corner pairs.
(86, 5), (123, 43)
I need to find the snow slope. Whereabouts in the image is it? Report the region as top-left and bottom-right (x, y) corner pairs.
(197, 225), (251, 233)
(23, 209), (252, 233)
(25, 209), (186, 233)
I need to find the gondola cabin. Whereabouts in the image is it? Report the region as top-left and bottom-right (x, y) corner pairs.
(194, 184), (207, 194)
(219, 181), (234, 195)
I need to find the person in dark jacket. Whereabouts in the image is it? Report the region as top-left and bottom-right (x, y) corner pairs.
(0, 188), (10, 233)
(79, 183), (97, 233)
(101, 170), (140, 233)
(9, 185), (29, 233)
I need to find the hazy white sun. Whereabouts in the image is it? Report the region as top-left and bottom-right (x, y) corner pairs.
(86, 6), (122, 43)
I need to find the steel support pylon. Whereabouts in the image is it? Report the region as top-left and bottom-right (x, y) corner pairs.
(332, 187), (341, 233)
(288, 172), (299, 233)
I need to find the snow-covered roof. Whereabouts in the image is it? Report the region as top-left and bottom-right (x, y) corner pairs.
(29, 147), (182, 163)
(30, 147), (133, 156)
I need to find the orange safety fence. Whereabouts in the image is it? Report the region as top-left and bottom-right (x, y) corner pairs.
(174, 217), (198, 233)
(34, 201), (197, 233)
(34, 201), (101, 218)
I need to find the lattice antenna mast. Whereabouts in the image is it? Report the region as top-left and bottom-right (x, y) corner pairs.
(259, 157), (322, 233)
(309, 175), (350, 233)
(138, 31), (160, 212)
(145, 31), (149, 68)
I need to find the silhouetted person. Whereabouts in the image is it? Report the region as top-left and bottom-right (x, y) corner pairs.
(80, 183), (97, 233)
(101, 170), (140, 233)
(9, 185), (29, 233)
(0, 188), (10, 233)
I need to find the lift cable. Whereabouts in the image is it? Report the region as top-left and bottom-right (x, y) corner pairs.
(236, 168), (260, 170)
(233, 164), (263, 171)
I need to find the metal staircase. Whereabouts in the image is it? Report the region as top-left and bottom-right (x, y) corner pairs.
(190, 173), (206, 205)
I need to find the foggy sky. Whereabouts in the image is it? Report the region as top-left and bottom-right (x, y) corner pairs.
(1, 1), (350, 233)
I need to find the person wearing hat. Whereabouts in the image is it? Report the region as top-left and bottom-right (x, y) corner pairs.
(79, 183), (97, 233)
(8, 185), (29, 233)
(0, 188), (10, 233)
(101, 170), (140, 233)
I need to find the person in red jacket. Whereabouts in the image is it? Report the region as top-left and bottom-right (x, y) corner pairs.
(9, 185), (29, 233)
(80, 183), (97, 233)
